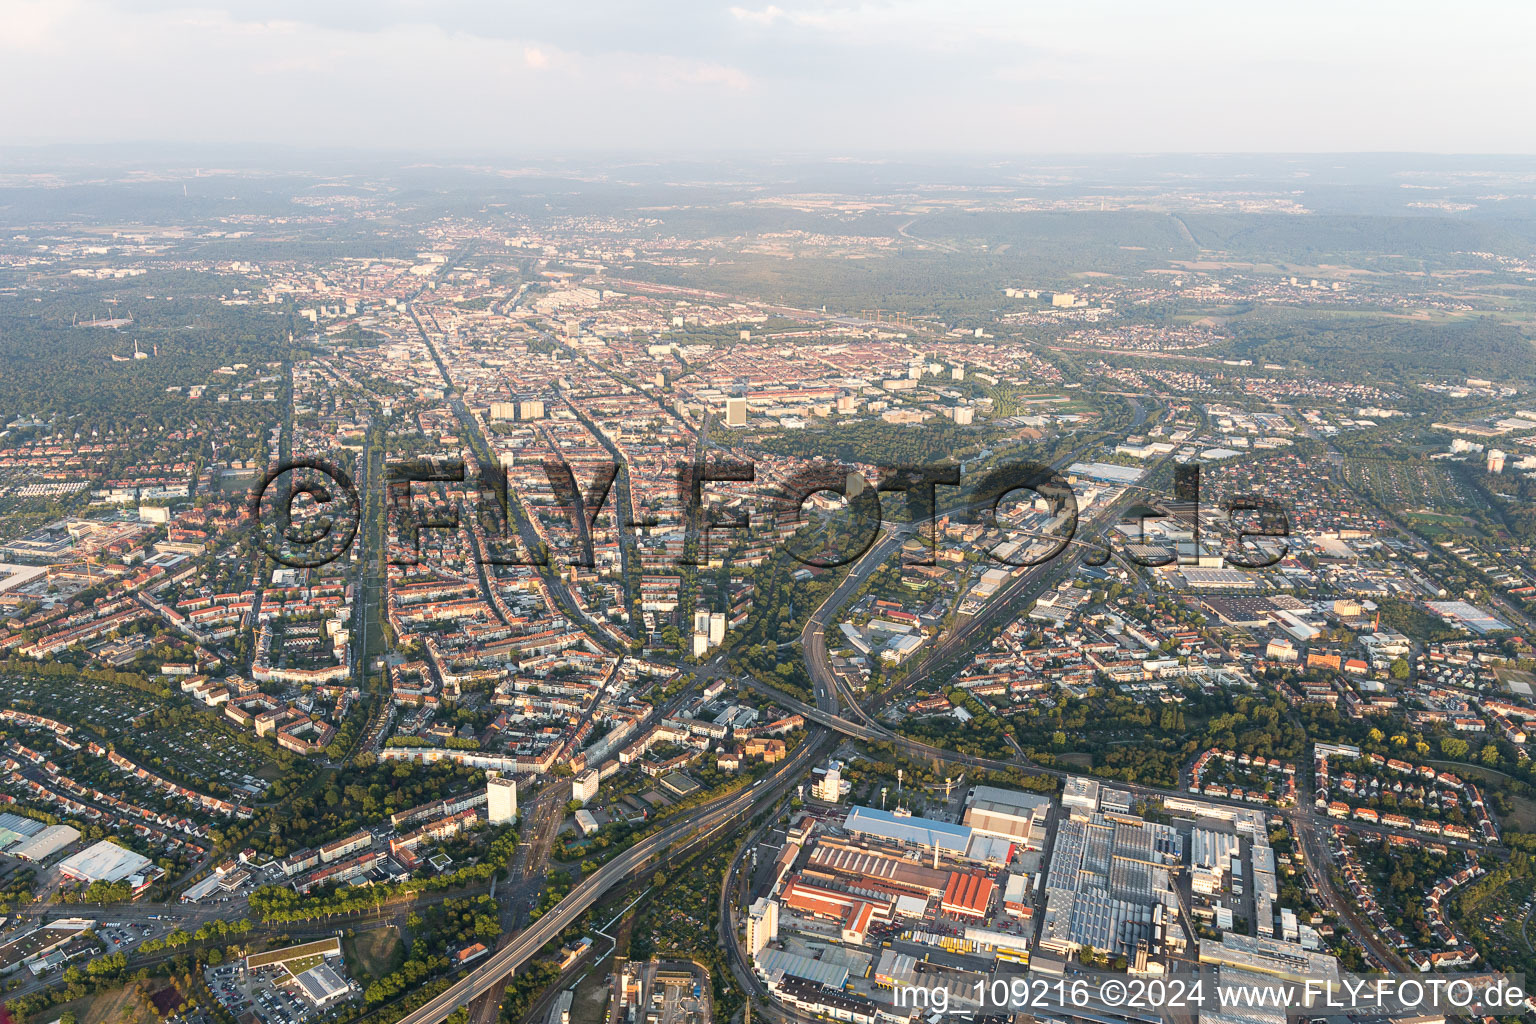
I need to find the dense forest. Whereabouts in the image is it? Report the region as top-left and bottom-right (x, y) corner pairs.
(1226, 309), (1536, 382)
(0, 305), (288, 436)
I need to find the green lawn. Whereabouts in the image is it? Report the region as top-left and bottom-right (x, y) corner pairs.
(344, 926), (404, 982)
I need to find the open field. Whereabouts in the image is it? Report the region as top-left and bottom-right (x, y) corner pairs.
(346, 925), (405, 981)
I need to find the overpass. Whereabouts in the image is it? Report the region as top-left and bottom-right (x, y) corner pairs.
(739, 676), (1049, 777)
(394, 429), (1156, 1022)
(393, 727), (832, 1024)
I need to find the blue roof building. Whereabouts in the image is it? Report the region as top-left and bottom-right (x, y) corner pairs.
(843, 805), (972, 854)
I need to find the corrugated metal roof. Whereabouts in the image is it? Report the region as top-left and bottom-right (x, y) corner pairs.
(843, 806), (971, 853)
(0, 812), (46, 838)
(9, 824), (79, 862)
(57, 840), (152, 883)
(756, 947), (850, 989)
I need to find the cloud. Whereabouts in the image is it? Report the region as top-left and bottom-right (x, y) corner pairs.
(729, 4), (786, 25)
(0, 0), (1533, 153)
(670, 61), (753, 91)
(0, 0), (78, 53)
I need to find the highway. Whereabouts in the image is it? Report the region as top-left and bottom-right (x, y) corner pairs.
(801, 523), (909, 716)
(393, 727), (832, 1024)
(798, 436), (1115, 717)
(392, 398), (1174, 1022)
(465, 779), (572, 1024)
(744, 449), (1440, 980)
(392, 401), (1425, 1022)
(740, 676), (1422, 966)
(258, 382), (1402, 1015)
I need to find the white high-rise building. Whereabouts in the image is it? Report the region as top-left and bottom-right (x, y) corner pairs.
(725, 397), (748, 427)
(816, 762), (842, 803)
(573, 768), (600, 806)
(691, 610), (727, 653)
(1489, 448), (1507, 474)
(747, 896), (778, 957)
(487, 776), (518, 824)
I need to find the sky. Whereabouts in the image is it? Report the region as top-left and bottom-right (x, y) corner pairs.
(3, 0), (1535, 156)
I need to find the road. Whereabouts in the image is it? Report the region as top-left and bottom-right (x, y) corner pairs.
(456, 664), (780, 1024)
(393, 726), (833, 1024)
(560, 386), (644, 633)
(895, 217), (961, 254)
(805, 442), (1150, 721)
(391, 383), (1378, 1019)
(465, 779), (571, 1024)
(717, 800), (819, 1024)
(408, 302), (617, 652)
(376, 381), (1401, 1020)
(741, 678), (1425, 967)
(746, 425), (1436, 980)
(350, 416), (390, 749)
(801, 523), (906, 716)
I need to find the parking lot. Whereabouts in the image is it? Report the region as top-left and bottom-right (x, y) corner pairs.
(203, 961), (323, 1024)
(97, 920), (174, 954)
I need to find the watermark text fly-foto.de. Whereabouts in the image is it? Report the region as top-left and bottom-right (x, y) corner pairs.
(891, 970), (1527, 1016)
(249, 455), (1289, 571)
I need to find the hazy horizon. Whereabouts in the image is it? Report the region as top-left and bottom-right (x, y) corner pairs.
(4, 0), (1536, 154)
